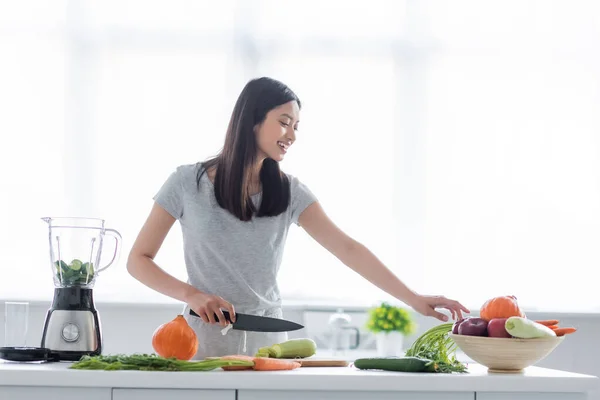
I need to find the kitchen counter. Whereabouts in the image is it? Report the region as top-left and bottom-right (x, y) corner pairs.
(0, 360), (598, 400)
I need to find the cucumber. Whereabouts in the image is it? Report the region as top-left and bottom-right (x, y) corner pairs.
(61, 267), (74, 278)
(69, 259), (83, 271)
(82, 262), (94, 276)
(53, 259), (95, 286)
(353, 357), (438, 373)
(55, 260), (69, 271)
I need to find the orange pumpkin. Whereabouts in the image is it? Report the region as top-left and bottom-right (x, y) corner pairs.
(152, 315), (198, 360)
(480, 295), (526, 321)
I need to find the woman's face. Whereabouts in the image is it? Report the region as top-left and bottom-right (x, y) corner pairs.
(255, 100), (300, 162)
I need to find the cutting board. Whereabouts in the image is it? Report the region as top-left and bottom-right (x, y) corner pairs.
(296, 358), (349, 367)
(206, 356), (350, 367)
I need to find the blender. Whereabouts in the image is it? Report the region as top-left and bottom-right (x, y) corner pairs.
(0, 217), (121, 362)
(40, 217), (122, 361)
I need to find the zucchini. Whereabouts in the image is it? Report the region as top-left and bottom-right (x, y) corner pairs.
(354, 356), (438, 373)
(254, 338), (317, 358)
(505, 317), (556, 338)
(256, 346), (277, 358)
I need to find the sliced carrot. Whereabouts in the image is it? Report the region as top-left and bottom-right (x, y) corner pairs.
(220, 355), (255, 371)
(553, 327), (577, 336)
(547, 325), (558, 330)
(252, 357), (301, 371)
(535, 320), (559, 327)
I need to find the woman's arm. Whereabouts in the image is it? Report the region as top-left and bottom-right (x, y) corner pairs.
(127, 203), (197, 302)
(297, 202), (469, 321)
(127, 202), (235, 325)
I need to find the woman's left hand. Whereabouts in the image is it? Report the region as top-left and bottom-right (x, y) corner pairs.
(410, 294), (471, 322)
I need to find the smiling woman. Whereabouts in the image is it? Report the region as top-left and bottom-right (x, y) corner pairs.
(126, 77), (318, 360)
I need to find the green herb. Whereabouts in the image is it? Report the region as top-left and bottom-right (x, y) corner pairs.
(405, 323), (467, 373)
(69, 353), (254, 371)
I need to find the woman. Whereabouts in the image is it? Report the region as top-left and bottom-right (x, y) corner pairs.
(127, 77), (469, 359)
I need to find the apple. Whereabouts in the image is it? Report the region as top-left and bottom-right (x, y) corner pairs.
(458, 317), (489, 336)
(452, 317), (470, 334)
(487, 318), (512, 338)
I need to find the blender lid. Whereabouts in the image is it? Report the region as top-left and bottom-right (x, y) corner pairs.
(0, 346), (59, 362)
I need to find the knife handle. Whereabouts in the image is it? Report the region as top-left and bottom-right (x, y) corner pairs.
(189, 309), (232, 324)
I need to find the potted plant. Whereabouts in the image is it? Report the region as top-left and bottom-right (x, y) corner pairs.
(366, 302), (416, 357)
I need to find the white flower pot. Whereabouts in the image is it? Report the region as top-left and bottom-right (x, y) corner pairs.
(375, 331), (405, 357)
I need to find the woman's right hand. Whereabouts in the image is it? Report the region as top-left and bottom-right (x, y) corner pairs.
(185, 289), (236, 327)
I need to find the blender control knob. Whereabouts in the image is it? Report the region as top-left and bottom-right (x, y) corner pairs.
(61, 323), (80, 342)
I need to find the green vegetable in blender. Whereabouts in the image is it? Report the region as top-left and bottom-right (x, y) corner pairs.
(82, 262), (94, 275)
(404, 323), (468, 373)
(70, 353), (253, 371)
(55, 260), (69, 271)
(70, 259), (83, 271)
(55, 259), (95, 285)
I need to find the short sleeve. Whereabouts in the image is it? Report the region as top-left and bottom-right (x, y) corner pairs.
(290, 175), (318, 226)
(153, 167), (184, 219)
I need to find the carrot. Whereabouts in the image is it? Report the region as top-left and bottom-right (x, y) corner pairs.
(553, 327), (577, 336)
(220, 355), (255, 371)
(535, 320), (559, 327)
(252, 357), (301, 371)
(547, 325), (558, 330)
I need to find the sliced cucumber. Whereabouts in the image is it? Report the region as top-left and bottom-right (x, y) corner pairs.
(82, 262), (95, 276)
(53, 259), (95, 286)
(55, 260), (69, 271)
(69, 259), (83, 271)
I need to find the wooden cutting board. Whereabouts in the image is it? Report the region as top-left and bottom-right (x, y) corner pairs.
(297, 358), (349, 367)
(206, 356), (350, 367)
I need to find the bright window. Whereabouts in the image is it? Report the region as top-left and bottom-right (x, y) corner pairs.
(1, 1), (599, 313)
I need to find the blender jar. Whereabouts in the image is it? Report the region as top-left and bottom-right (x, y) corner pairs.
(43, 217), (122, 288)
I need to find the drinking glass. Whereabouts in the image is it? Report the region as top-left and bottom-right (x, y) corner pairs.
(4, 302), (29, 348)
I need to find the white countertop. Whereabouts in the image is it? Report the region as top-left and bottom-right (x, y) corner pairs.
(0, 360), (598, 393)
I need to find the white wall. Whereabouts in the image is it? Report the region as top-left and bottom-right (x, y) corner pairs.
(1, 301), (598, 399)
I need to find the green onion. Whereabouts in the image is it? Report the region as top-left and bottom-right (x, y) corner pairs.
(69, 353), (254, 371)
(405, 323), (467, 373)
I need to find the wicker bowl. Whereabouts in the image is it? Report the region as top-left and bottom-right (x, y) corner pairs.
(449, 333), (564, 373)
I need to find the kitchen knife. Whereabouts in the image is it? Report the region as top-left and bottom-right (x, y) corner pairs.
(189, 309), (304, 332)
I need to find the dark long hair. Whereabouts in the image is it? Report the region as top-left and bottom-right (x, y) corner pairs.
(197, 77), (301, 221)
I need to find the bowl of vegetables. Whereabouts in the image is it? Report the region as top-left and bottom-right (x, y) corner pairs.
(450, 332), (564, 373)
(449, 296), (576, 373)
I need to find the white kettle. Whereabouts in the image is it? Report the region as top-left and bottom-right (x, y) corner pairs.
(328, 308), (360, 355)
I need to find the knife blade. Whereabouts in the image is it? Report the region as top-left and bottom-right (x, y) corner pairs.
(189, 309), (304, 332)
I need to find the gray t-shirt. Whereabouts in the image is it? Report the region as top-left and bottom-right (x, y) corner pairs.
(153, 162), (317, 358)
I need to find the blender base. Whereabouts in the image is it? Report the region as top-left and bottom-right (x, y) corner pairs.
(41, 287), (103, 361)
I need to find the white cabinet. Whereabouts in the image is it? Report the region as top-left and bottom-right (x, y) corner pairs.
(477, 393), (586, 400)
(112, 388), (235, 400)
(238, 390), (474, 400)
(0, 386), (111, 400)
